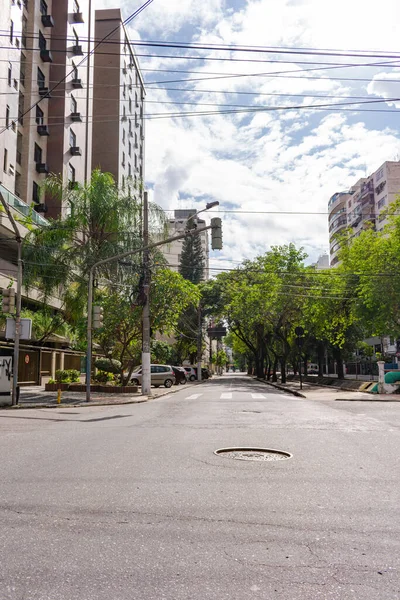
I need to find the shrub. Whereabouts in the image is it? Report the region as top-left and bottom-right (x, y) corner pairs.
(55, 369), (80, 383)
(94, 358), (122, 374)
(67, 369), (80, 383)
(48, 378), (56, 384)
(93, 370), (115, 384)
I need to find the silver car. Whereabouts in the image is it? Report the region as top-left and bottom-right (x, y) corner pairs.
(131, 365), (176, 388)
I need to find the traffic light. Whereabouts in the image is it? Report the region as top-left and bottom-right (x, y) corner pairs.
(211, 217), (222, 250)
(93, 305), (104, 329)
(2, 288), (15, 314)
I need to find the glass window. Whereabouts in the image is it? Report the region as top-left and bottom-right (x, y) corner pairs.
(72, 63), (78, 80)
(37, 67), (45, 88)
(6, 106), (10, 128)
(122, 151), (125, 166)
(32, 181), (39, 203)
(128, 164), (131, 177)
(376, 168), (384, 181)
(8, 62), (12, 86)
(68, 163), (75, 182)
(122, 129), (125, 144)
(69, 129), (76, 148)
(70, 95), (77, 113)
(40, 0), (48, 15)
(34, 143), (42, 163)
(129, 98), (132, 113)
(10, 21), (13, 44)
(128, 141), (131, 157)
(73, 28), (79, 46)
(3, 148), (8, 172)
(36, 105), (44, 125)
(38, 31), (47, 51)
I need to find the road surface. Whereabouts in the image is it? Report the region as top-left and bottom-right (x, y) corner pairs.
(0, 374), (399, 599)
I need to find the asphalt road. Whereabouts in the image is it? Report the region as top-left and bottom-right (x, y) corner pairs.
(0, 374), (399, 600)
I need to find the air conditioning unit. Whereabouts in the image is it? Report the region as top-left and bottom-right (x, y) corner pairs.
(72, 45), (83, 56)
(34, 203), (48, 213)
(71, 112), (82, 122)
(41, 14), (54, 27)
(72, 78), (83, 89)
(36, 163), (49, 174)
(73, 11), (84, 23)
(69, 146), (82, 156)
(40, 49), (53, 63)
(37, 124), (50, 136)
(38, 86), (51, 98)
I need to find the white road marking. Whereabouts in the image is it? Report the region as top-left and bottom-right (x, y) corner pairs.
(221, 392), (232, 399)
(251, 393), (266, 399)
(186, 394), (202, 400)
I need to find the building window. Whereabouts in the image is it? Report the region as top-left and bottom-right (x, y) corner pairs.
(134, 153), (137, 168)
(122, 129), (125, 144)
(6, 105), (10, 129)
(3, 148), (8, 172)
(128, 164), (131, 177)
(69, 129), (76, 148)
(34, 143), (42, 164)
(73, 28), (79, 46)
(71, 95), (77, 113)
(377, 196), (386, 210)
(20, 53), (26, 87)
(18, 92), (24, 124)
(8, 62), (12, 86)
(38, 31), (46, 51)
(122, 174), (125, 188)
(37, 67), (45, 88)
(36, 105), (44, 125)
(135, 91), (138, 107)
(73, 0), (80, 12)
(135, 132), (138, 147)
(376, 168), (384, 181)
(122, 151), (125, 166)
(32, 181), (39, 203)
(10, 20), (14, 44)
(129, 98), (132, 113)
(123, 83), (126, 98)
(68, 163), (75, 183)
(72, 63), (78, 80)
(40, 0), (48, 15)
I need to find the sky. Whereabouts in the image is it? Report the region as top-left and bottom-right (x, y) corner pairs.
(97, 0), (400, 272)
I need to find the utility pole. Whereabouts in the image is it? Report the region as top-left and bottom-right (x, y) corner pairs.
(142, 190), (151, 395)
(0, 192), (22, 406)
(197, 304), (202, 381)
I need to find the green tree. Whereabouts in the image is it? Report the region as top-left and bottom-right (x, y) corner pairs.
(179, 221), (205, 284)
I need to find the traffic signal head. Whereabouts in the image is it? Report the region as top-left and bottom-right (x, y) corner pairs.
(211, 217), (222, 250)
(93, 305), (104, 329)
(2, 288), (15, 314)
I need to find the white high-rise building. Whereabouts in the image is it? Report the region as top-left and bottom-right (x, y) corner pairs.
(162, 210), (210, 278)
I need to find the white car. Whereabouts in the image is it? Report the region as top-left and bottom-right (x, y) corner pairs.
(183, 366), (197, 381)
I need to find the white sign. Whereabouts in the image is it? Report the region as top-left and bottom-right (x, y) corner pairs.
(5, 318), (32, 340)
(0, 356), (12, 406)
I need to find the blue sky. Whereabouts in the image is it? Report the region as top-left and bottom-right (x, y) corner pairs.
(98, 0), (400, 270)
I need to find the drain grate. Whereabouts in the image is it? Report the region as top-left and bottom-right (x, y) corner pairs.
(214, 447), (292, 462)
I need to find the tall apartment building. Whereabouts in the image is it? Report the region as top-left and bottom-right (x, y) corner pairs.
(91, 9), (145, 193)
(162, 210), (210, 278)
(328, 161), (400, 266)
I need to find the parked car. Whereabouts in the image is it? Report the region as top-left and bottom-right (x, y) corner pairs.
(183, 366), (197, 381)
(172, 366), (187, 385)
(131, 365), (175, 388)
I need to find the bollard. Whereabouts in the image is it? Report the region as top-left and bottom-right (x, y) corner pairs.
(57, 388), (62, 404)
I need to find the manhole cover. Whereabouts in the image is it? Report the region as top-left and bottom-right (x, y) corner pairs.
(214, 447), (292, 462)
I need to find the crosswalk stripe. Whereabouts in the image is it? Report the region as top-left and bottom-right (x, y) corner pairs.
(251, 393), (266, 399)
(186, 394), (202, 400)
(220, 392), (232, 399)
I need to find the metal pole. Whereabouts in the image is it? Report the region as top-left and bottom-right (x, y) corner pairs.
(197, 304), (202, 381)
(12, 238), (22, 405)
(141, 191), (151, 396)
(299, 354), (303, 390)
(86, 268), (94, 402)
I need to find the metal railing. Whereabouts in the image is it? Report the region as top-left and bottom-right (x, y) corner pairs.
(0, 183), (48, 227)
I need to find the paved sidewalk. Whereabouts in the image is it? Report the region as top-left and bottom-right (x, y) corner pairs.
(257, 378), (400, 402)
(3, 382), (200, 409)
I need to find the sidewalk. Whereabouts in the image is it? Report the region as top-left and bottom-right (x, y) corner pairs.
(257, 378), (400, 402)
(2, 382), (200, 409)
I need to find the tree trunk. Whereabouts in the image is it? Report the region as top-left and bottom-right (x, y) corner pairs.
(303, 353), (308, 377)
(272, 357), (278, 382)
(280, 358), (286, 383)
(333, 348), (345, 379)
(317, 344), (324, 377)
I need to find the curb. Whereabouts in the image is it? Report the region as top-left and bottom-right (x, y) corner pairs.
(255, 378), (306, 398)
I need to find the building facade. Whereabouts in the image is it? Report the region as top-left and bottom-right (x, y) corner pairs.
(328, 161), (400, 266)
(162, 210), (210, 278)
(91, 8), (145, 193)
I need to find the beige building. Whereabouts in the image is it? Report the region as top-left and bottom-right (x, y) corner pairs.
(328, 161), (400, 266)
(91, 9), (145, 194)
(162, 210), (210, 278)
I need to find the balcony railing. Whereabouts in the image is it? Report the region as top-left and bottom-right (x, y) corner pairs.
(0, 183), (48, 227)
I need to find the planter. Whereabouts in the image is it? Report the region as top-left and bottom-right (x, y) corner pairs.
(68, 384), (100, 392)
(98, 385), (138, 394)
(45, 383), (69, 392)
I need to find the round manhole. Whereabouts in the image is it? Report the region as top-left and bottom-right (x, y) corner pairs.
(214, 447), (292, 462)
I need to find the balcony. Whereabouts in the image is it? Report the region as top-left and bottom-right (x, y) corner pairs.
(328, 206), (346, 224)
(328, 191), (347, 210)
(69, 146), (82, 156)
(37, 124), (49, 136)
(41, 14), (54, 27)
(38, 86), (51, 98)
(0, 183), (48, 227)
(36, 163), (49, 174)
(34, 203), (48, 214)
(71, 78), (83, 89)
(40, 49), (53, 63)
